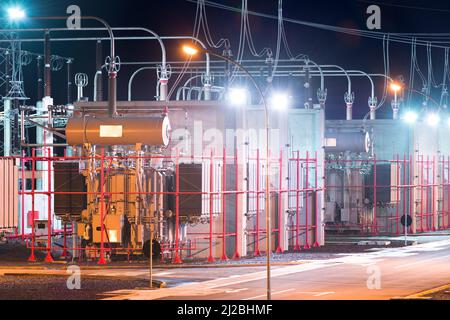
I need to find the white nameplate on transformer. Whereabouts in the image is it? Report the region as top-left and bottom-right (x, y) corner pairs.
(100, 125), (123, 138)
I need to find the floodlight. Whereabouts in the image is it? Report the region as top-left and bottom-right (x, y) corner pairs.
(403, 111), (418, 124)
(227, 88), (247, 106)
(7, 7), (25, 20)
(426, 113), (440, 126)
(270, 93), (289, 110)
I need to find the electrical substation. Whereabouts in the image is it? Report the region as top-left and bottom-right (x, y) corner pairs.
(1, 1), (450, 268)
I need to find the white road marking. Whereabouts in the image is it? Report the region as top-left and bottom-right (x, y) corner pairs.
(204, 262), (335, 290)
(152, 272), (174, 276)
(226, 288), (249, 293)
(242, 289), (295, 300)
(103, 239), (450, 300)
(294, 291), (335, 297)
(394, 254), (450, 269)
(313, 291), (335, 297)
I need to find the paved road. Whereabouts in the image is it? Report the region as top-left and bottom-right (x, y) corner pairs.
(1, 239), (449, 300)
(103, 239), (450, 300)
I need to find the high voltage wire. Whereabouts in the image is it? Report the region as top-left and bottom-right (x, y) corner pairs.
(185, 0), (450, 50)
(357, 0), (450, 14)
(186, 0), (448, 113)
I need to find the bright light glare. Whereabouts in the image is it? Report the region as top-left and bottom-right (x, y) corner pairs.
(390, 83), (402, 92)
(7, 7), (25, 20)
(270, 93), (289, 110)
(403, 111), (418, 123)
(426, 113), (440, 126)
(227, 88), (247, 106)
(182, 45), (198, 56)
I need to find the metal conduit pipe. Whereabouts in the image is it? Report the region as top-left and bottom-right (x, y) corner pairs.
(0, 27), (165, 73)
(197, 86), (226, 101)
(176, 87), (191, 101)
(44, 31), (52, 97)
(187, 87), (202, 100)
(93, 64), (106, 102)
(176, 75), (204, 101)
(0, 31), (212, 101)
(321, 65), (353, 120)
(0, 27), (163, 106)
(66, 59), (73, 104)
(305, 69), (376, 119)
(1, 32), (211, 101)
(297, 59), (326, 107)
(128, 67), (155, 101)
(95, 40), (104, 102)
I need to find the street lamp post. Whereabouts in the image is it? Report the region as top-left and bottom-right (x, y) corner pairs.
(390, 83), (402, 120)
(183, 45), (272, 300)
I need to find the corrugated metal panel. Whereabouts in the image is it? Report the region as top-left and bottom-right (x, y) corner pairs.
(0, 158), (18, 229)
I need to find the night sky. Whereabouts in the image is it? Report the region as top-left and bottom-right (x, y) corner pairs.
(3, 0), (450, 119)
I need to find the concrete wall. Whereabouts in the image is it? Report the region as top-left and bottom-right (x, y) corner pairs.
(164, 102), (325, 258)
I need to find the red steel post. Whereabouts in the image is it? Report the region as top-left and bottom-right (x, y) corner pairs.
(447, 156), (450, 229)
(254, 149), (261, 256)
(419, 155), (424, 232)
(402, 154), (407, 235)
(304, 151), (311, 249)
(44, 149), (54, 263)
(373, 155), (378, 235)
(21, 150), (25, 240)
(426, 155), (430, 231)
(313, 151), (320, 247)
(98, 148), (107, 265)
(28, 149), (36, 262)
(276, 150), (283, 253)
(396, 155), (400, 235)
(409, 154), (414, 234)
(442, 156), (445, 230)
(173, 149), (182, 264)
(432, 155), (436, 231)
(221, 148), (228, 261)
(294, 151), (301, 251)
(61, 222), (67, 258)
(233, 149), (240, 259)
(207, 149), (215, 263)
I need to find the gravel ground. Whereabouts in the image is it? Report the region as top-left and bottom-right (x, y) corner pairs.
(0, 274), (150, 300)
(0, 241), (402, 267)
(0, 241), (46, 263)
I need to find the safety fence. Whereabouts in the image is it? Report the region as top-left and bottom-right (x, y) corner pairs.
(325, 154), (450, 235)
(3, 149), (450, 264)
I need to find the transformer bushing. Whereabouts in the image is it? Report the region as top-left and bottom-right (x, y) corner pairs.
(391, 100), (400, 120)
(368, 96), (378, 120)
(202, 73), (213, 101)
(75, 73), (88, 101)
(344, 91), (355, 120)
(105, 55), (120, 118)
(317, 88), (327, 108)
(157, 64), (170, 101)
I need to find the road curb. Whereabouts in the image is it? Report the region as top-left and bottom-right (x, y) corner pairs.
(396, 284), (450, 300)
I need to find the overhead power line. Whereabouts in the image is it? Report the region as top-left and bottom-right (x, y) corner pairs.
(358, 0), (450, 14)
(185, 0), (450, 50)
